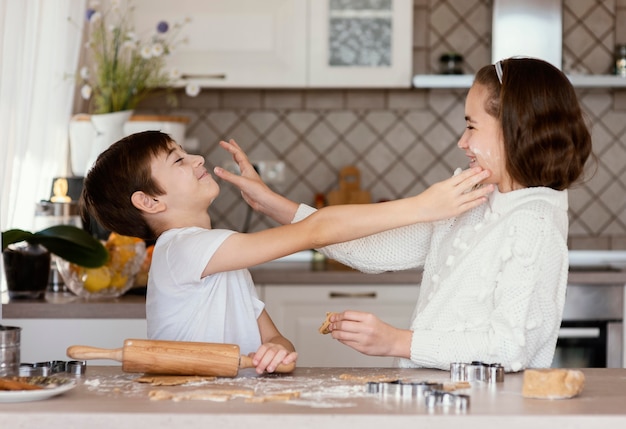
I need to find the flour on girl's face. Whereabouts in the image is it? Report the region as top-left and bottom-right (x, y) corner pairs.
(471, 146), (500, 171)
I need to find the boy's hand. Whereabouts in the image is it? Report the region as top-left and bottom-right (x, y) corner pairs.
(214, 139), (299, 224)
(214, 139), (270, 211)
(250, 343), (298, 374)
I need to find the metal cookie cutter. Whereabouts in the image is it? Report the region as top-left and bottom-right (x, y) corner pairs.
(367, 380), (470, 411)
(366, 380), (443, 400)
(424, 389), (470, 412)
(66, 360), (87, 375)
(450, 361), (504, 383)
(19, 360), (86, 376)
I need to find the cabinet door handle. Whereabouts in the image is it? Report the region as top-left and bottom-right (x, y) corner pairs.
(329, 292), (377, 299)
(181, 73), (227, 80)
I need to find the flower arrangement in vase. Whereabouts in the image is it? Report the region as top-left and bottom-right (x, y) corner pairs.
(70, 0), (199, 175)
(78, 0), (199, 114)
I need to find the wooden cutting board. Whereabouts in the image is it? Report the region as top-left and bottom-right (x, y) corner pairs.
(326, 166), (371, 205)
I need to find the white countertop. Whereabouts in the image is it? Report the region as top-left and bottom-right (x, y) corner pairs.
(1, 367), (625, 428)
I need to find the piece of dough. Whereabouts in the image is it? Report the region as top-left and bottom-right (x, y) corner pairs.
(149, 388), (254, 401)
(136, 374), (216, 386)
(522, 369), (585, 399)
(338, 373), (399, 383)
(442, 381), (471, 391)
(0, 377), (44, 391)
(245, 391), (301, 403)
(318, 312), (335, 334)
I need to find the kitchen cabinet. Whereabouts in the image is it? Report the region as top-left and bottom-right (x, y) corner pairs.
(308, 0), (413, 87)
(133, 0), (413, 88)
(1, 318), (147, 364)
(133, 0), (308, 88)
(262, 284), (419, 367)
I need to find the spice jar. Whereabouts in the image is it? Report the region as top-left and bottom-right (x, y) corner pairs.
(615, 44), (626, 77)
(439, 52), (464, 75)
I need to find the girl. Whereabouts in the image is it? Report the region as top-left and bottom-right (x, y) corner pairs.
(215, 57), (593, 371)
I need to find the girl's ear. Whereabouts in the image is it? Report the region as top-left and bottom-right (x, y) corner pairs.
(131, 191), (164, 214)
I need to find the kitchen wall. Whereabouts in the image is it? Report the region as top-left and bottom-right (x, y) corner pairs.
(128, 0), (626, 250)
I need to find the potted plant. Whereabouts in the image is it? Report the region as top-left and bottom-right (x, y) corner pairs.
(69, 0), (200, 176)
(2, 225), (108, 299)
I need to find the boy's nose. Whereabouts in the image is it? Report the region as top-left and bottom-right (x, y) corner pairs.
(193, 154), (205, 166)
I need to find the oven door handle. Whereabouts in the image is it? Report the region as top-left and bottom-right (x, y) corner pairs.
(558, 327), (601, 339)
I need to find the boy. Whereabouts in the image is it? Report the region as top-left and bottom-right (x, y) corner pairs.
(81, 131), (492, 373)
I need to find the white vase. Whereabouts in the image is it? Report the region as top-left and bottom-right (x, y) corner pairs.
(85, 110), (134, 174)
(68, 114), (97, 177)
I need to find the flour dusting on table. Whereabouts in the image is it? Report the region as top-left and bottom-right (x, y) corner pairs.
(80, 369), (401, 407)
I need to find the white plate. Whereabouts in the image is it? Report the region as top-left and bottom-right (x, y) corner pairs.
(0, 378), (76, 403)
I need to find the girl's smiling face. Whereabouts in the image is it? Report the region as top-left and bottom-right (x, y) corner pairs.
(457, 83), (518, 192)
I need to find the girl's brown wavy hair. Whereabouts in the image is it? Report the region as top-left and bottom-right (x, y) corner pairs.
(475, 58), (594, 190)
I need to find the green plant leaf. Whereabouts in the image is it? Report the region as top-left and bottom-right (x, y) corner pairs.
(2, 229), (34, 249)
(2, 225), (108, 268)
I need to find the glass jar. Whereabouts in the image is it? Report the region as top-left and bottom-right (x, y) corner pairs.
(615, 44), (626, 77)
(615, 45), (626, 77)
(439, 53), (464, 75)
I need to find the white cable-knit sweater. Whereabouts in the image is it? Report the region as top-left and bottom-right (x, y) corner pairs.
(293, 186), (569, 372)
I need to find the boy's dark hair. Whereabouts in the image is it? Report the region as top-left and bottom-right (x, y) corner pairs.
(475, 57), (593, 190)
(81, 130), (173, 240)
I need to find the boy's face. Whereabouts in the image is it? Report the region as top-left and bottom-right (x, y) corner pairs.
(150, 143), (220, 213)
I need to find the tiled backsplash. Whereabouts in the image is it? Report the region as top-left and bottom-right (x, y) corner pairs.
(130, 0), (626, 249)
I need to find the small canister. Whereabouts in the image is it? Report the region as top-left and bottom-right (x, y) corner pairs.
(439, 52), (464, 75)
(0, 326), (22, 377)
(615, 44), (626, 77)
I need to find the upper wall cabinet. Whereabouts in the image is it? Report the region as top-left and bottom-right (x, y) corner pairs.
(309, 0), (413, 88)
(133, 0), (308, 87)
(133, 0), (413, 88)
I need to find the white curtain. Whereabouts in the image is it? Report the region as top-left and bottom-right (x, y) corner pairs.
(0, 0), (85, 298)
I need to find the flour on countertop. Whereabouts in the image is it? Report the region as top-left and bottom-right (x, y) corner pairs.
(80, 369), (454, 408)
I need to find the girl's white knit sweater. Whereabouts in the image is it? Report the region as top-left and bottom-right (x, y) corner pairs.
(293, 186), (569, 371)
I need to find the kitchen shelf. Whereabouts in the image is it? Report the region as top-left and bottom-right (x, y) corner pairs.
(412, 74), (626, 89)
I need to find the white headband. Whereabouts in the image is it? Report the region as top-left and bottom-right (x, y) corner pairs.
(495, 61), (503, 84)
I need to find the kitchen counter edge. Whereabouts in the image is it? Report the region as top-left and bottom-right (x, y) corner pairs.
(2, 266), (625, 320)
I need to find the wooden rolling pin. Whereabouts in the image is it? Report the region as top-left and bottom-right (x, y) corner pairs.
(67, 339), (295, 377)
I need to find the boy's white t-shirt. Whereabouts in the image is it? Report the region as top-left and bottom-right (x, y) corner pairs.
(146, 227), (264, 356)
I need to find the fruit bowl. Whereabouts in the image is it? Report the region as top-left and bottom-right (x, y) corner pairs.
(57, 233), (146, 299)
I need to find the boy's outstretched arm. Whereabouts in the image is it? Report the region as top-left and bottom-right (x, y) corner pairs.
(214, 138), (493, 226)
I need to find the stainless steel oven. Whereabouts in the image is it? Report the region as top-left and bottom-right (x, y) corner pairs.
(552, 283), (624, 368)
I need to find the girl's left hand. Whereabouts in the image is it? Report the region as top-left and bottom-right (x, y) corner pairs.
(328, 311), (412, 359)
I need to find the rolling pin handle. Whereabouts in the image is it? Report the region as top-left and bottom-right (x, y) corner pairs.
(66, 345), (124, 362)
